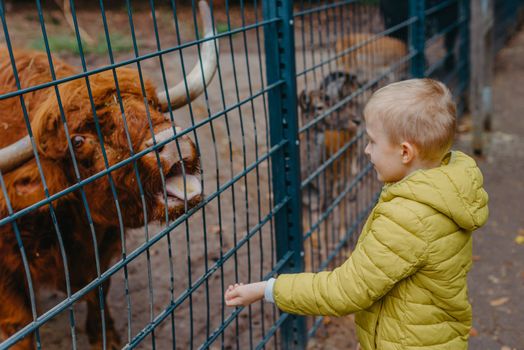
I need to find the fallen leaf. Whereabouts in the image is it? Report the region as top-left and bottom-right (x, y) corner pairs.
(457, 116), (472, 133)
(488, 275), (500, 284)
(469, 327), (479, 337)
(490, 297), (509, 307)
(515, 235), (524, 245)
(209, 225), (221, 235)
(192, 103), (208, 118)
(322, 316), (332, 325)
(472, 255), (481, 262)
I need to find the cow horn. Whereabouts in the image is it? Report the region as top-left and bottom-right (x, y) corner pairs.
(157, 0), (219, 112)
(0, 135), (34, 173)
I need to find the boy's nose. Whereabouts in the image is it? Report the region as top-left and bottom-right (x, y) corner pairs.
(364, 143), (371, 156)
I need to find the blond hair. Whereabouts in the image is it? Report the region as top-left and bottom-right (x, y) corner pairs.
(363, 78), (456, 161)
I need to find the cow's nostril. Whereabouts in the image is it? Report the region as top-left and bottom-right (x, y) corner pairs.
(157, 145), (165, 153)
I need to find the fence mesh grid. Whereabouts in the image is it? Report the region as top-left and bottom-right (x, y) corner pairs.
(0, 0), (522, 349)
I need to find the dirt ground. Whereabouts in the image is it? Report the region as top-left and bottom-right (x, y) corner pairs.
(3, 1), (520, 350)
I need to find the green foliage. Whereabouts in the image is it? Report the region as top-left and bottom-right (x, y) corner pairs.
(29, 33), (134, 55)
(216, 22), (230, 35)
(214, 22), (243, 38)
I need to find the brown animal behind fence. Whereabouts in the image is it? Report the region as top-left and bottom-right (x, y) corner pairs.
(298, 71), (363, 273)
(336, 32), (408, 84)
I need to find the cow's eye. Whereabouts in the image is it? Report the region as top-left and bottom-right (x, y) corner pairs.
(72, 135), (85, 149)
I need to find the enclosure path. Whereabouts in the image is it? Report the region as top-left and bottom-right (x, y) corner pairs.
(463, 26), (524, 350)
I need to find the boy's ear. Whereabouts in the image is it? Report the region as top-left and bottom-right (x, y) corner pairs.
(400, 141), (416, 164)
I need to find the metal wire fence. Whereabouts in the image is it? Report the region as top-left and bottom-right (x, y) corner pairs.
(0, 0), (522, 349)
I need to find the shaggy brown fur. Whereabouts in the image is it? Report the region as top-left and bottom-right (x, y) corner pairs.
(0, 47), (201, 349)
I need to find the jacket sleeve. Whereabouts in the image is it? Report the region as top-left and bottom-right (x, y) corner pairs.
(273, 203), (429, 316)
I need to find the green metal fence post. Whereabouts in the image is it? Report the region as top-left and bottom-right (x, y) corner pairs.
(410, 0), (426, 77)
(263, 0), (306, 349)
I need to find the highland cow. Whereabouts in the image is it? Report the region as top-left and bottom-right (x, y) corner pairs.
(0, 2), (217, 349)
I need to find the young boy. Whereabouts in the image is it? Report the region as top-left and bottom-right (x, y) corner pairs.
(224, 78), (489, 350)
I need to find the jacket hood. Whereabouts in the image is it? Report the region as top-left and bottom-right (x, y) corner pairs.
(381, 151), (489, 231)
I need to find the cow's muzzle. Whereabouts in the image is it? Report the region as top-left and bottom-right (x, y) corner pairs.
(145, 127), (202, 205)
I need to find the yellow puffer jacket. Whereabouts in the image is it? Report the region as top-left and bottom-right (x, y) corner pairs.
(274, 151), (489, 349)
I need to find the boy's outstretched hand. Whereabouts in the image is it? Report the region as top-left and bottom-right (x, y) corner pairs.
(225, 281), (267, 307)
